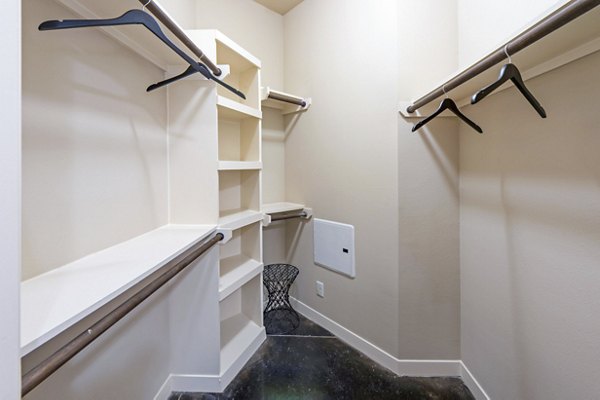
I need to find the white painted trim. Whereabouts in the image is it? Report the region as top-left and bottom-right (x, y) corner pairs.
(220, 328), (266, 389)
(153, 375), (174, 400)
(290, 298), (462, 377)
(460, 362), (491, 400)
(167, 328), (266, 394)
(170, 374), (222, 394)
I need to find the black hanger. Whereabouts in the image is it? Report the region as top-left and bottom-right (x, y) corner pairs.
(39, 10), (245, 99)
(471, 63), (546, 118)
(412, 97), (483, 133)
(147, 64), (246, 96)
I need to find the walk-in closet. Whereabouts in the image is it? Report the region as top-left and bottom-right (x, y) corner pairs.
(1, 0), (599, 399)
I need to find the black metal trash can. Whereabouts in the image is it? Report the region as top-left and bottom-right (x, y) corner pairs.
(263, 263), (300, 334)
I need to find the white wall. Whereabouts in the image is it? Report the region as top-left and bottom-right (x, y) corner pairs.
(283, 0), (460, 359)
(460, 49), (600, 400)
(22, 0), (169, 279)
(457, 0), (566, 69)
(0, 0), (21, 397)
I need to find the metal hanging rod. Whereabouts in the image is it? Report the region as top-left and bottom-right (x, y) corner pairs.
(21, 232), (224, 397)
(406, 0), (600, 114)
(137, 0), (222, 76)
(268, 91), (307, 107)
(271, 211), (308, 222)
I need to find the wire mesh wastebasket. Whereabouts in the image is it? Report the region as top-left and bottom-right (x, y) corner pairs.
(263, 263), (300, 334)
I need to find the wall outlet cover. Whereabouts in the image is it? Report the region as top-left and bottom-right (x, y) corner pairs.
(316, 281), (325, 297)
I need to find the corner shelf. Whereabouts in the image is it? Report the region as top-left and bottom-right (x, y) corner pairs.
(399, 2), (600, 117)
(261, 87), (311, 115)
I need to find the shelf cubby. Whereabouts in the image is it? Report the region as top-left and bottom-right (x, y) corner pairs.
(218, 170), (260, 219)
(219, 275), (265, 378)
(218, 114), (260, 163)
(219, 222), (263, 301)
(187, 30), (261, 110)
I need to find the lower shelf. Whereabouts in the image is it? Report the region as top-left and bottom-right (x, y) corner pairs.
(219, 255), (263, 301)
(220, 313), (264, 375)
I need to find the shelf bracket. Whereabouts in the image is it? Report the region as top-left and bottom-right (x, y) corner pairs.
(216, 228), (233, 244)
(263, 208), (312, 227)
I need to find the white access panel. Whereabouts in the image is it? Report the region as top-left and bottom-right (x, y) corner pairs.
(313, 218), (355, 278)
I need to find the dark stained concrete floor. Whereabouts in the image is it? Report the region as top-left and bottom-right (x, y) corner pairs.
(170, 314), (475, 400)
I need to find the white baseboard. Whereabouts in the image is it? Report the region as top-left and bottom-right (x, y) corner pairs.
(159, 328), (267, 396)
(290, 297), (462, 377)
(169, 373), (222, 393)
(153, 374), (173, 400)
(460, 361), (491, 400)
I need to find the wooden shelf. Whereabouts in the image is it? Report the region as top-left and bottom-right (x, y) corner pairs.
(20, 224), (217, 355)
(399, 3), (600, 117)
(219, 255), (263, 301)
(261, 202), (305, 215)
(218, 161), (262, 171)
(51, 0), (195, 71)
(218, 210), (263, 230)
(218, 96), (261, 120)
(220, 313), (264, 375)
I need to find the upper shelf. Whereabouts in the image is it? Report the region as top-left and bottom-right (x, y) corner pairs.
(399, 1), (600, 117)
(261, 87), (311, 115)
(51, 0), (197, 71)
(261, 202), (305, 215)
(21, 224), (217, 356)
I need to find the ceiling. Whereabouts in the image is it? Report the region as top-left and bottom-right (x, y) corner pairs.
(253, 0), (303, 15)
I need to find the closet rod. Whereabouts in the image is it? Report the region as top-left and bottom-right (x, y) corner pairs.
(137, 0), (222, 76)
(406, 0), (600, 113)
(271, 211), (308, 222)
(268, 91), (307, 107)
(21, 232), (224, 397)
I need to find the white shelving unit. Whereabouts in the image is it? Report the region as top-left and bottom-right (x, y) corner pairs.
(25, 3), (267, 391)
(185, 29), (267, 391)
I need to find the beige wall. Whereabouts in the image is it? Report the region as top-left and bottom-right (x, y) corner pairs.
(22, 0), (168, 279)
(460, 50), (600, 400)
(397, 0), (460, 360)
(457, 0), (566, 69)
(283, 0), (460, 359)
(195, 0), (284, 88)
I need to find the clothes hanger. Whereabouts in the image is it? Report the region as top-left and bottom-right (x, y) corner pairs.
(38, 5), (245, 99)
(146, 63), (246, 96)
(412, 86), (483, 133)
(471, 45), (546, 118)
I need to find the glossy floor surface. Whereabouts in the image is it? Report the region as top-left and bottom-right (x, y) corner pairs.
(170, 314), (475, 400)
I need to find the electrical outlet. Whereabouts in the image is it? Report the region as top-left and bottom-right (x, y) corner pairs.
(316, 281), (325, 298)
